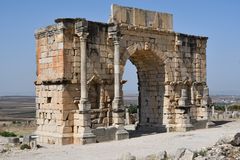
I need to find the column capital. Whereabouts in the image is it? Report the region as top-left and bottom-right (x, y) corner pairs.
(75, 19), (88, 42)
(77, 32), (89, 42)
(108, 32), (120, 44)
(108, 24), (121, 44)
(113, 34), (120, 44)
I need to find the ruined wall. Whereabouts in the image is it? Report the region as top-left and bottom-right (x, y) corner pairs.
(117, 24), (208, 131)
(35, 19), (118, 144)
(35, 22), (78, 144)
(164, 34), (208, 131)
(35, 4), (209, 144)
(84, 21), (115, 128)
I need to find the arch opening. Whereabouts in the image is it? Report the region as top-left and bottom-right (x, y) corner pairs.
(122, 49), (165, 129)
(122, 60), (139, 125)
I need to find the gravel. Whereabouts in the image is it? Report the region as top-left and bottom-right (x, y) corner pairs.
(1, 120), (240, 160)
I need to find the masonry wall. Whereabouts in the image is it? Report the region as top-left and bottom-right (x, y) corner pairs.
(35, 19), (118, 144)
(118, 25), (208, 131)
(35, 6), (209, 144)
(35, 23), (74, 144)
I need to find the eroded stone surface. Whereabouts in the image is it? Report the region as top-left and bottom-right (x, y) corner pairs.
(35, 4), (209, 145)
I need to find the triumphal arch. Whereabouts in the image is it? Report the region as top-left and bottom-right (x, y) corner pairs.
(35, 5), (209, 145)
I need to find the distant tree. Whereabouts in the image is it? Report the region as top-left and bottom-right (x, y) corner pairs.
(128, 104), (138, 114)
(228, 105), (240, 111)
(213, 103), (225, 111)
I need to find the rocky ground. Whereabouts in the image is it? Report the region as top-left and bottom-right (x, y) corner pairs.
(1, 120), (240, 160)
(119, 134), (240, 160)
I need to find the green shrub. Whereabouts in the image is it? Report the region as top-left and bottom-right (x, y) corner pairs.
(20, 144), (31, 150)
(213, 104), (225, 111)
(128, 104), (138, 114)
(0, 131), (17, 137)
(228, 105), (240, 111)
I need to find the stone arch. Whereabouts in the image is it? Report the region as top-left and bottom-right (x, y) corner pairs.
(120, 42), (174, 83)
(34, 5), (209, 145)
(120, 41), (167, 129)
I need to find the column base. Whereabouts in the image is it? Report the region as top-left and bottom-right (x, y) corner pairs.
(191, 119), (208, 129)
(35, 131), (73, 145)
(74, 126), (96, 144)
(74, 134), (96, 145)
(166, 123), (193, 132)
(74, 100), (96, 145)
(112, 98), (125, 125)
(137, 124), (167, 133)
(115, 125), (129, 140)
(79, 99), (91, 111)
(206, 121), (215, 128)
(112, 98), (124, 111)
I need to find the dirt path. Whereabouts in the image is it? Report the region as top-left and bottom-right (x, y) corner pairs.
(1, 120), (240, 160)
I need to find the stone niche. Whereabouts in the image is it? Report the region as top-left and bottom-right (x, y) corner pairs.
(34, 4), (209, 145)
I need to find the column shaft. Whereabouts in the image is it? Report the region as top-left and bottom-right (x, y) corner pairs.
(80, 36), (87, 102)
(112, 38), (124, 125)
(114, 41), (120, 100)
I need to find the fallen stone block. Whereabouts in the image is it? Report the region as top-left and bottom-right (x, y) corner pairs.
(7, 137), (19, 144)
(231, 132), (240, 146)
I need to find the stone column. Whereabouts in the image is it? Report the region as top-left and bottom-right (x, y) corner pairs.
(179, 89), (188, 107)
(202, 86), (209, 120)
(162, 84), (171, 129)
(76, 32), (96, 144)
(98, 84), (105, 124)
(211, 105), (215, 117)
(111, 33), (129, 140)
(125, 108), (130, 125)
(202, 86), (209, 106)
(178, 89), (193, 131)
(113, 39), (121, 104)
(80, 33), (88, 104)
(112, 37), (124, 124)
(195, 53), (201, 82)
(224, 105), (228, 119)
(136, 108), (140, 124)
(191, 84), (195, 105)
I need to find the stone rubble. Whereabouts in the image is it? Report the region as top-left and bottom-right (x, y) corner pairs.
(118, 133), (240, 160)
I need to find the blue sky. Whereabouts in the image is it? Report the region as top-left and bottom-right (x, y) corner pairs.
(0, 0), (240, 96)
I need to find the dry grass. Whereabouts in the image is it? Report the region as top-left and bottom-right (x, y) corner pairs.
(0, 121), (36, 136)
